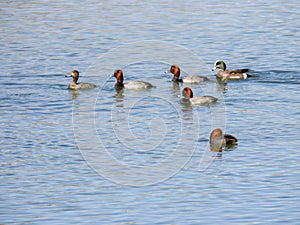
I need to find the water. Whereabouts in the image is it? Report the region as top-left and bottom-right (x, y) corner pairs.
(1, 0), (300, 224)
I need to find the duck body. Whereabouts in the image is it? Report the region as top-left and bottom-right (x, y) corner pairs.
(189, 96), (218, 105)
(68, 82), (96, 90)
(114, 69), (155, 90)
(167, 65), (210, 84)
(212, 60), (250, 80)
(67, 70), (96, 90)
(216, 69), (249, 80)
(223, 134), (238, 146)
(115, 80), (154, 90)
(182, 87), (218, 105)
(210, 128), (238, 151)
(181, 75), (210, 84)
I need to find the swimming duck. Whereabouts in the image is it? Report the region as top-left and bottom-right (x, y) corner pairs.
(166, 65), (210, 83)
(210, 128), (238, 152)
(181, 87), (218, 105)
(67, 70), (96, 90)
(212, 60), (250, 80)
(113, 69), (155, 89)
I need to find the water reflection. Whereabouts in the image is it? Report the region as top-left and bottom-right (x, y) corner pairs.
(216, 82), (228, 93)
(70, 89), (79, 100)
(114, 88), (125, 100)
(171, 81), (181, 97)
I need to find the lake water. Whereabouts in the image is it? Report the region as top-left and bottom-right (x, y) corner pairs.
(1, 0), (300, 224)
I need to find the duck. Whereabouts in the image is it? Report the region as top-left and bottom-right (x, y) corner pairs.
(166, 65), (210, 83)
(212, 60), (250, 80)
(66, 70), (96, 90)
(113, 69), (155, 90)
(181, 87), (218, 105)
(210, 128), (238, 152)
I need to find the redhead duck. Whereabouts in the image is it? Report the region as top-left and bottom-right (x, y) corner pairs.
(182, 87), (218, 105)
(166, 65), (210, 83)
(67, 70), (96, 90)
(210, 128), (238, 152)
(212, 60), (250, 80)
(113, 69), (155, 89)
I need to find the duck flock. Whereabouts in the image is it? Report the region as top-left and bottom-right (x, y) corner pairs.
(67, 60), (252, 152)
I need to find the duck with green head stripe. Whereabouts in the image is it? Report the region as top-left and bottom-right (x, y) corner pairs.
(212, 60), (251, 80)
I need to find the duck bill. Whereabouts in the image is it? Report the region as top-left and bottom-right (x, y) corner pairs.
(164, 70), (171, 74)
(211, 66), (217, 71)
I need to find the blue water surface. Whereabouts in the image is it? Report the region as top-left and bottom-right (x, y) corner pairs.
(1, 0), (300, 224)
